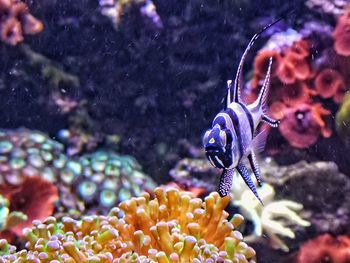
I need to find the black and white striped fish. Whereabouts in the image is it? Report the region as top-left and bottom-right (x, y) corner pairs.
(203, 24), (280, 203)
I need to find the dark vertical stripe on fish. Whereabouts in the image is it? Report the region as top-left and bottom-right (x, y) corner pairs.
(213, 115), (227, 129)
(225, 108), (243, 158)
(237, 102), (254, 137)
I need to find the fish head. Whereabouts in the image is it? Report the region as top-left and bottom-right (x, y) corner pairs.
(203, 125), (232, 169)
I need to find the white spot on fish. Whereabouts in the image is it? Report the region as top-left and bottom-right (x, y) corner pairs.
(209, 138), (215, 144)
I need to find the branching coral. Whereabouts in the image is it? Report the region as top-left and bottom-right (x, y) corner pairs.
(296, 234), (350, 263)
(231, 172), (310, 252)
(0, 187), (256, 262)
(0, 0), (43, 45)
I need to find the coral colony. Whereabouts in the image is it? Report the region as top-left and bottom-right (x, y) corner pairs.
(1, 1), (350, 263)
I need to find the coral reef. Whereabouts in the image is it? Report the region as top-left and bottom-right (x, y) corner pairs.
(296, 234), (350, 263)
(248, 11), (350, 150)
(0, 128), (156, 220)
(305, 0), (349, 16)
(0, 0), (43, 45)
(231, 173), (309, 252)
(260, 159), (350, 236)
(0, 187), (256, 262)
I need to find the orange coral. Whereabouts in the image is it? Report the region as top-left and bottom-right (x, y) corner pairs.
(279, 103), (331, 149)
(0, 0), (43, 45)
(297, 234), (350, 263)
(0, 176), (58, 238)
(276, 40), (311, 84)
(252, 49), (281, 88)
(314, 68), (344, 99)
(333, 8), (350, 56)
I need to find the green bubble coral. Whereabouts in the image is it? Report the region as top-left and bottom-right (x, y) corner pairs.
(0, 129), (156, 218)
(0, 187), (256, 263)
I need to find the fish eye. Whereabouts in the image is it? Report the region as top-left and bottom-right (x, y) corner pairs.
(203, 130), (211, 146)
(219, 130), (227, 146)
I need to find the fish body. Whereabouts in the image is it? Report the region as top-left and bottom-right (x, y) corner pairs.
(203, 28), (279, 203)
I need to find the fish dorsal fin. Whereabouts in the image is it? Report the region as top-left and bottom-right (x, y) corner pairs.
(256, 57), (273, 113)
(224, 80), (233, 109)
(251, 128), (269, 153)
(232, 17), (285, 104)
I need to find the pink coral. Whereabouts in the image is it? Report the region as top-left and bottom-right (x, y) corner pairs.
(297, 234), (350, 263)
(279, 103), (331, 149)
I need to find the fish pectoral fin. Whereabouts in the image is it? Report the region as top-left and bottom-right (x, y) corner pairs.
(218, 169), (234, 197)
(237, 163), (263, 204)
(248, 152), (262, 187)
(251, 128), (269, 153)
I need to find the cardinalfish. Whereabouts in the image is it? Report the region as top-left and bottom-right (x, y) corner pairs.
(203, 21), (281, 203)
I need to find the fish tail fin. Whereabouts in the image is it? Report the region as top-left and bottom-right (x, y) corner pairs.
(237, 163), (263, 205)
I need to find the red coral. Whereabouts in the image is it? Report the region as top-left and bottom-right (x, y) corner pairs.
(0, 0), (43, 45)
(297, 234), (350, 263)
(314, 68), (345, 99)
(277, 82), (314, 106)
(279, 103), (331, 149)
(333, 8), (350, 56)
(0, 176), (58, 237)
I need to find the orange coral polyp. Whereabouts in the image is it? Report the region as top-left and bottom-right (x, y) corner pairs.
(0, 0), (43, 45)
(288, 40), (310, 59)
(253, 49), (281, 78)
(277, 59), (296, 84)
(314, 68), (344, 99)
(278, 82), (312, 106)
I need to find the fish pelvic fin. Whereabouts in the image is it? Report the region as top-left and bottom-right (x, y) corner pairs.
(248, 152), (262, 187)
(237, 163), (263, 205)
(218, 169), (234, 197)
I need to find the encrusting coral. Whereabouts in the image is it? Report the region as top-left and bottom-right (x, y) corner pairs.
(230, 172), (310, 252)
(0, 187), (256, 262)
(0, 0), (43, 45)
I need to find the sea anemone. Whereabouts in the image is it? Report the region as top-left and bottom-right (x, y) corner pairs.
(0, 187), (256, 262)
(279, 103), (331, 149)
(0, 176), (58, 237)
(296, 234), (350, 263)
(314, 68), (344, 99)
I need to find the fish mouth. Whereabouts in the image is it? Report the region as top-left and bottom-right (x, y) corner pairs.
(205, 146), (226, 168)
